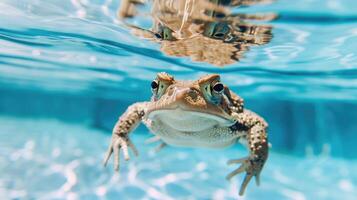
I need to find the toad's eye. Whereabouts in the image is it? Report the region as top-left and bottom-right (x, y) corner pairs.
(154, 24), (175, 41)
(214, 32), (225, 38)
(212, 82), (224, 93)
(151, 80), (159, 90)
(162, 27), (173, 40)
(203, 22), (230, 40)
(154, 33), (162, 39)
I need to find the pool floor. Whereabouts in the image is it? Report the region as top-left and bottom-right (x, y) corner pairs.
(0, 116), (356, 200)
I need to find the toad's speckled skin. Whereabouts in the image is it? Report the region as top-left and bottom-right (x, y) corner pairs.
(103, 72), (268, 196)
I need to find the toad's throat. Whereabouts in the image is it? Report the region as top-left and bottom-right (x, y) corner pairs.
(147, 108), (234, 132)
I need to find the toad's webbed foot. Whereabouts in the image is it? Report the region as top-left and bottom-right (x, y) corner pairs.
(226, 155), (264, 195)
(103, 133), (138, 171)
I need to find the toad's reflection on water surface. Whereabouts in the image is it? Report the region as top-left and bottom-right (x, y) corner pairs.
(117, 0), (276, 66)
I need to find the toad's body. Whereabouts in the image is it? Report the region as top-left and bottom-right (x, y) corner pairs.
(147, 108), (240, 148)
(103, 72), (268, 196)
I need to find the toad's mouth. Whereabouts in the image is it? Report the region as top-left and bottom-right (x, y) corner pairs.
(147, 107), (234, 132)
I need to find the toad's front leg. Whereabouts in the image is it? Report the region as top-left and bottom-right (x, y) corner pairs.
(227, 110), (268, 196)
(103, 102), (148, 171)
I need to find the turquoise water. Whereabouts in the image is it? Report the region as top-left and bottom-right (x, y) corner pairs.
(0, 0), (357, 199)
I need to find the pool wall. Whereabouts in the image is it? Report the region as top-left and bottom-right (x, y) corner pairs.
(1, 87), (356, 158)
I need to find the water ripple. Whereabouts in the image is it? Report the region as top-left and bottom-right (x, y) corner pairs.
(0, 1), (356, 100)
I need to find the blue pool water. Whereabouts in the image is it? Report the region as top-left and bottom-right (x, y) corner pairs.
(0, 0), (357, 199)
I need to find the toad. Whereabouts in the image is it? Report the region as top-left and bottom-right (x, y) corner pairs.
(103, 72), (268, 195)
